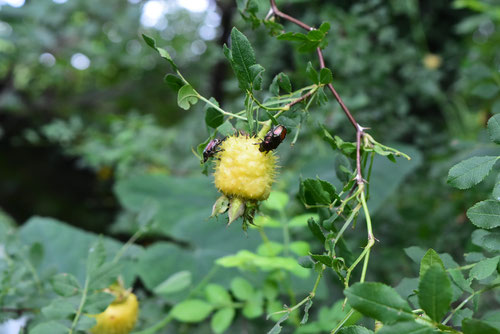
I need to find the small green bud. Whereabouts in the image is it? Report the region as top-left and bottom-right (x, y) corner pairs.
(211, 195), (229, 217)
(228, 197), (245, 225)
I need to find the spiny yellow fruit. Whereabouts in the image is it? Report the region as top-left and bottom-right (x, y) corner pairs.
(214, 135), (277, 201)
(91, 292), (139, 334)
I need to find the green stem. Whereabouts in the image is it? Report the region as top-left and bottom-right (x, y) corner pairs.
(442, 283), (500, 326)
(197, 95), (248, 121)
(176, 69), (250, 122)
(113, 227), (147, 264)
(268, 266), (325, 317)
(330, 309), (355, 334)
(333, 204), (361, 247)
(249, 91), (284, 111)
(337, 186), (362, 214)
(360, 191), (374, 241)
(365, 152), (375, 200)
(69, 275), (90, 334)
(343, 190), (375, 296)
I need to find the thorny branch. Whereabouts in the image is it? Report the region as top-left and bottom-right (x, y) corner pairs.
(269, 0), (365, 185)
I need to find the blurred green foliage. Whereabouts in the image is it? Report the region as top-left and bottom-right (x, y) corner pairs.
(1, 0), (500, 333)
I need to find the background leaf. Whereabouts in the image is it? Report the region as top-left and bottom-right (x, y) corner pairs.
(171, 299), (214, 323)
(344, 282), (414, 324)
(447, 156), (498, 189)
(467, 200), (500, 229)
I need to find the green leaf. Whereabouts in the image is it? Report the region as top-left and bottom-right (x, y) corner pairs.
(242, 291), (264, 318)
(298, 256), (315, 269)
(31, 321), (70, 334)
(277, 73), (291, 93)
(339, 326), (374, 334)
(308, 217), (326, 244)
(250, 64), (265, 90)
(493, 182), (500, 200)
(319, 68), (333, 84)
(262, 191), (289, 211)
(482, 232), (500, 251)
(18, 217), (142, 285)
(205, 284), (232, 305)
(88, 261), (122, 290)
(42, 298), (77, 319)
(447, 156), (498, 189)
(300, 178), (338, 206)
(177, 84), (199, 110)
(51, 273), (81, 297)
(335, 154), (352, 183)
(205, 98), (223, 128)
(76, 315), (97, 331)
(344, 282), (414, 324)
(289, 241), (310, 256)
(418, 263), (452, 322)
(301, 299), (313, 325)
(83, 292), (115, 314)
(471, 83), (500, 99)
(319, 22), (331, 33)
(29, 242), (43, 268)
(310, 254), (334, 267)
(487, 115), (500, 144)
(171, 299), (214, 323)
(419, 249), (445, 278)
(469, 256), (500, 281)
(154, 270), (192, 296)
(289, 213), (320, 228)
(467, 200), (500, 229)
(452, 309), (474, 327)
(86, 239), (106, 274)
(448, 268), (473, 293)
(218, 251), (309, 278)
(377, 321), (436, 334)
(217, 120), (236, 137)
(482, 311), (500, 330)
(142, 34), (177, 71)
(306, 61), (319, 84)
(257, 242), (283, 257)
(211, 307), (235, 334)
(164, 74), (183, 92)
(267, 314), (289, 334)
(269, 75), (280, 96)
(228, 27), (257, 90)
(462, 318), (500, 334)
(230, 277), (254, 301)
(277, 31), (309, 42)
(307, 30), (324, 41)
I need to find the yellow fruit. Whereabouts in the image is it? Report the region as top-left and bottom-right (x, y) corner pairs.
(214, 135), (277, 201)
(91, 292), (139, 334)
(423, 53), (442, 70)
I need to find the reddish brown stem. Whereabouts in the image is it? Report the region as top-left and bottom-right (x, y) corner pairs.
(270, 0), (312, 31)
(356, 128), (363, 184)
(286, 89), (316, 108)
(269, 0), (364, 184)
(1, 307), (34, 315)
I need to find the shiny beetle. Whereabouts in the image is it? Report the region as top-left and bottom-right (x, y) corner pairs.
(203, 138), (222, 162)
(259, 125), (287, 152)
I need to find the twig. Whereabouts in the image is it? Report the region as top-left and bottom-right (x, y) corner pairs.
(269, 0), (365, 184)
(1, 307), (34, 315)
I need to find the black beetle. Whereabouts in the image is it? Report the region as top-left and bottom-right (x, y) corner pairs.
(203, 139), (222, 162)
(259, 125), (287, 152)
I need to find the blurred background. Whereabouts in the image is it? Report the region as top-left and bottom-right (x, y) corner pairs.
(0, 0), (499, 332)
